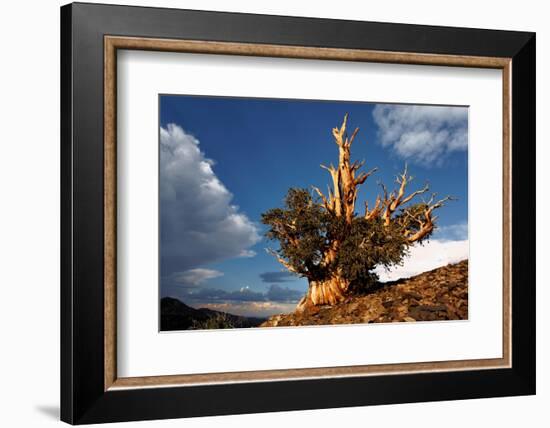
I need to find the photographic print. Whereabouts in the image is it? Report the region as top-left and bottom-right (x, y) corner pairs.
(159, 95), (468, 331)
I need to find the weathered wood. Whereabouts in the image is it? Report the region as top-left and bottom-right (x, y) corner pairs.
(270, 114), (452, 308)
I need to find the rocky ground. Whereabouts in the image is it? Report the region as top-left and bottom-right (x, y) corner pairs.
(261, 260), (468, 327)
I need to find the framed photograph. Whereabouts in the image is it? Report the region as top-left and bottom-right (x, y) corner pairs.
(60, 2), (535, 424)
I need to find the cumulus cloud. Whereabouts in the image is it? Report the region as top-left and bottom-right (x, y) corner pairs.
(172, 268), (223, 287)
(160, 124), (261, 276)
(374, 239), (468, 282)
(259, 271), (296, 283)
(372, 104), (468, 165)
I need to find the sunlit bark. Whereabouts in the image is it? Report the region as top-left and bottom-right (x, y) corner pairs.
(270, 114), (451, 311)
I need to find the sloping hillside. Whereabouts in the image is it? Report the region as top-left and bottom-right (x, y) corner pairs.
(261, 260), (468, 327)
(161, 297), (266, 331)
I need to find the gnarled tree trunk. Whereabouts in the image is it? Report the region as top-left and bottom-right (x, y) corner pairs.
(298, 114), (370, 311)
(296, 276), (350, 312)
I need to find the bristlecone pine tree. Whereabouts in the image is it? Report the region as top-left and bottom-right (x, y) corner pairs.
(262, 114), (453, 312)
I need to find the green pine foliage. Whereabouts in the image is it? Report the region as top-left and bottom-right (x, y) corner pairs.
(262, 188), (429, 291)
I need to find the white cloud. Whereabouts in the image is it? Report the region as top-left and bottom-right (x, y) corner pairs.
(434, 222), (468, 241)
(197, 301), (297, 318)
(239, 249), (257, 258)
(375, 239), (468, 282)
(172, 268), (223, 287)
(160, 124), (261, 276)
(372, 105), (468, 165)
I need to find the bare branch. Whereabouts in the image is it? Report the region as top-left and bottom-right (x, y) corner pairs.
(400, 183), (430, 206)
(347, 127), (360, 147)
(365, 195), (382, 221)
(379, 182), (389, 201)
(425, 192), (437, 206)
(380, 165), (433, 223)
(270, 219), (299, 247)
(354, 167), (378, 186)
(390, 164), (411, 211)
(429, 195), (455, 212)
(332, 113), (348, 147)
(350, 159), (365, 172)
(312, 186), (331, 212)
(404, 209), (422, 224)
(406, 195), (455, 243)
(320, 163), (336, 173)
(266, 249), (299, 274)
(340, 113), (348, 135)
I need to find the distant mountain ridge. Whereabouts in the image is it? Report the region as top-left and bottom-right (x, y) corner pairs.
(160, 297), (266, 331)
(161, 260), (468, 331)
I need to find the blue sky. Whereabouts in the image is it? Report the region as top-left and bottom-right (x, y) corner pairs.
(159, 95), (468, 318)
